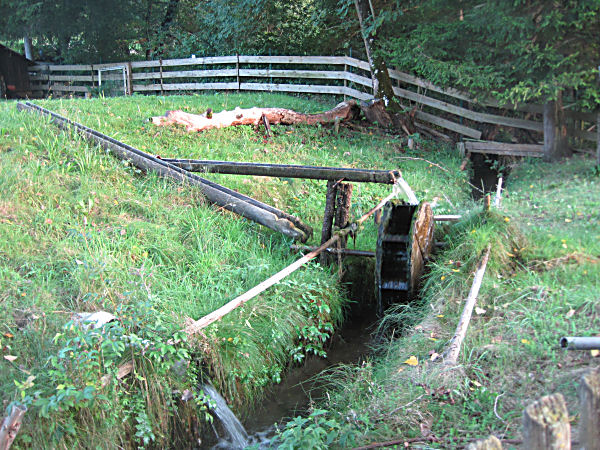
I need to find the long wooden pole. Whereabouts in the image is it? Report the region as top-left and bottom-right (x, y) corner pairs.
(162, 159), (401, 184)
(184, 189), (401, 336)
(17, 102), (311, 241)
(443, 245), (491, 365)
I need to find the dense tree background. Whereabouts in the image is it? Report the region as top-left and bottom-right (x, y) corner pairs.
(0, 0), (598, 109)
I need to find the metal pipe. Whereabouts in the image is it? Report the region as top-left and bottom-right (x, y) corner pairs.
(161, 158), (401, 184)
(560, 337), (600, 350)
(17, 102), (312, 241)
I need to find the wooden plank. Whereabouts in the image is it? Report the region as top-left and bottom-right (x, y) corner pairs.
(344, 56), (371, 71)
(465, 141), (543, 157)
(133, 82), (239, 91)
(46, 74), (93, 82)
(415, 110), (482, 139)
(240, 83), (345, 95)
(238, 55), (347, 65)
(393, 86), (544, 132)
(465, 141), (543, 152)
(49, 84), (89, 93)
(239, 69), (346, 79)
(46, 64), (92, 71)
(130, 56), (237, 69)
(132, 69), (238, 80)
(341, 86), (373, 101)
(343, 71), (372, 88)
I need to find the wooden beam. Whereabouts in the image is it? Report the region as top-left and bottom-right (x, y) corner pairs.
(464, 141), (544, 157)
(579, 369), (600, 449)
(415, 110), (482, 139)
(162, 159), (401, 184)
(18, 102), (312, 242)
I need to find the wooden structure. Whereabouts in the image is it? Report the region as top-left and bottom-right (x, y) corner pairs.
(375, 201), (434, 316)
(0, 44), (33, 99)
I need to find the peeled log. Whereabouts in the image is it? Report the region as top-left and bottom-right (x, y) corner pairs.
(151, 100), (360, 132)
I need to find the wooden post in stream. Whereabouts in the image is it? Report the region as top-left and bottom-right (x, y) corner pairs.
(320, 180), (338, 265)
(334, 183), (353, 249)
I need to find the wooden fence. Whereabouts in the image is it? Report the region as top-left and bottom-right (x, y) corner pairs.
(28, 55), (599, 152)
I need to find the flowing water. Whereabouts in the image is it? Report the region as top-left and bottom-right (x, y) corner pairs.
(202, 384), (249, 449)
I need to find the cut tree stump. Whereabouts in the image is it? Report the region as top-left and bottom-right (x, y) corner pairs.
(466, 435), (503, 450)
(579, 368), (600, 450)
(151, 100), (360, 132)
(523, 393), (571, 450)
(0, 404), (27, 450)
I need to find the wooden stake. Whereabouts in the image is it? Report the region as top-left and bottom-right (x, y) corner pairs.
(493, 176), (503, 208)
(261, 113), (271, 138)
(579, 368), (600, 449)
(596, 113), (600, 167)
(334, 183), (353, 249)
(443, 245), (491, 365)
(0, 404), (27, 450)
(320, 180), (338, 265)
(523, 393), (571, 450)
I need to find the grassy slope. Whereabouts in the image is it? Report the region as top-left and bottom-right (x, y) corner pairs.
(0, 93), (468, 448)
(288, 155), (599, 448)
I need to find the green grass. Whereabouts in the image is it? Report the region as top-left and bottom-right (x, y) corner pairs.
(0, 92), (469, 448)
(273, 154), (600, 448)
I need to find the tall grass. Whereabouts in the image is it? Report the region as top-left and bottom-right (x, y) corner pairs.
(1, 92), (469, 447)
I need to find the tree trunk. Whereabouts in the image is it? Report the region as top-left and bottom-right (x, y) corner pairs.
(23, 35), (33, 60)
(151, 100), (360, 132)
(353, 0), (412, 132)
(543, 93), (571, 161)
(353, 0), (377, 95)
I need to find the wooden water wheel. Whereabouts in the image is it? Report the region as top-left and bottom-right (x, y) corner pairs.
(375, 201), (435, 316)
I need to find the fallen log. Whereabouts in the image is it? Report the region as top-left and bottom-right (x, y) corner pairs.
(151, 100), (360, 132)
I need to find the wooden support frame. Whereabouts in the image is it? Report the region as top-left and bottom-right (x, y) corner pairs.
(162, 158), (401, 184)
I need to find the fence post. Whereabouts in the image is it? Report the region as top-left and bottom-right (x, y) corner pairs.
(596, 111), (600, 167)
(579, 369), (600, 449)
(543, 96), (571, 161)
(159, 58), (164, 96)
(236, 53), (240, 91)
(126, 61), (133, 95)
(523, 393), (571, 450)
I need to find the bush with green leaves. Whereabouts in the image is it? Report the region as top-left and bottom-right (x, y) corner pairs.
(12, 300), (206, 448)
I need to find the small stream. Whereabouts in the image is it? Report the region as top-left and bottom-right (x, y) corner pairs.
(206, 258), (377, 448)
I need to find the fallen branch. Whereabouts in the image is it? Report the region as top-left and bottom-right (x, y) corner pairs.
(443, 244), (492, 366)
(151, 100), (360, 132)
(0, 404), (27, 450)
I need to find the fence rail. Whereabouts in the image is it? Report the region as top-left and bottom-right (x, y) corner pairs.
(28, 55), (598, 146)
